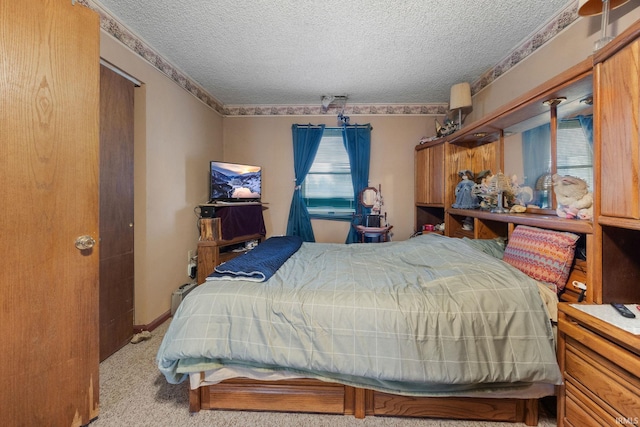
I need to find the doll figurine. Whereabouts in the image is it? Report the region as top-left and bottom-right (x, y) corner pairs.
(452, 170), (479, 209)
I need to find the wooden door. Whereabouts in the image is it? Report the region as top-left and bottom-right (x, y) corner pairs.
(0, 1), (100, 425)
(99, 66), (135, 361)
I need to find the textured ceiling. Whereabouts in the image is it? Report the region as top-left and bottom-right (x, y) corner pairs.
(94, 0), (573, 107)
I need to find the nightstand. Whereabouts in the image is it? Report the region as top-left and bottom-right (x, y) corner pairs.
(557, 303), (640, 426)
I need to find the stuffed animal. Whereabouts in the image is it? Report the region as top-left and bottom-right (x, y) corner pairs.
(552, 174), (593, 220)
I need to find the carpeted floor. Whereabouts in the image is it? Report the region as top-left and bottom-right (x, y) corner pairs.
(91, 319), (558, 427)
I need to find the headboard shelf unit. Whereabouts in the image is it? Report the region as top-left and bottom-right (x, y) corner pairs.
(448, 208), (594, 236)
(447, 208), (595, 303)
(416, 55), (600, 303)
(415, 19), (640, 306)
(448, 210), (508, 240)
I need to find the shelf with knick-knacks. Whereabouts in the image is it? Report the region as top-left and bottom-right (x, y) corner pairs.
(415, 56), (599, 299)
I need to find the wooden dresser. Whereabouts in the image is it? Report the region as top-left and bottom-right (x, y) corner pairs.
(557, 303), (640, 426)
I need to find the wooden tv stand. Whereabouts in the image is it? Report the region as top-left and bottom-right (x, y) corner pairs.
(196, 233), (264, 284)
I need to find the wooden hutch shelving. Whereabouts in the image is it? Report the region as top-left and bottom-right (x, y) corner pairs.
(415, 19), (640, 426)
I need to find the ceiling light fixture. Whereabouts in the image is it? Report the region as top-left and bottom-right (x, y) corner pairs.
(578, 0), (630, 51)
(321, 95), (335, 112)
(321, 95), (350, 124)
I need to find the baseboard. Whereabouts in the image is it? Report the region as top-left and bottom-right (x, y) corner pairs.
(133, 310), (171, 334)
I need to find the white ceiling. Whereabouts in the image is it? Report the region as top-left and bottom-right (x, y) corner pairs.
(94, 0), (574, 107)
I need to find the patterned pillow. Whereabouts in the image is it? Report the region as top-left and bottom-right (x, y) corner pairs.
(502, 225), (579, 292)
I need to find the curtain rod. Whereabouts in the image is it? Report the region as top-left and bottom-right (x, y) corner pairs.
(294, 124), (372, 129)
(330, 124), (373, 130)
(292, 124), (324, 128)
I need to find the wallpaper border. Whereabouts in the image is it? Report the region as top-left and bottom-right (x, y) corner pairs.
(81, 0), (578, 117)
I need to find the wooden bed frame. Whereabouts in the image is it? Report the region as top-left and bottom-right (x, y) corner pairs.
(188, 378), (541, 425)
(184, 254), (585, 426)
(183, 249), (582, 426)
(185, 224), (588, 426)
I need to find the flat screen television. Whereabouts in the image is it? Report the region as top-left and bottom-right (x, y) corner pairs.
(209, 161), (261, 202)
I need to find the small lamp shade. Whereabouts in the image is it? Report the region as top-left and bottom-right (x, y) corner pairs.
(449, 82), (473, 130)
(578, 0), (629, 16)
(578, 0), (630, 51)
(449, 82), (472, 111)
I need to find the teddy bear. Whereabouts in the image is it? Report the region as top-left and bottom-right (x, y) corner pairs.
(552, 174), (593, 220)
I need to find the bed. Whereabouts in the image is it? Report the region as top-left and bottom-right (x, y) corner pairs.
(157, 230), (571, 424)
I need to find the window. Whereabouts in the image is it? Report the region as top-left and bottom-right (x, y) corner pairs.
(302, 128), (354, 218)
(557, 118), (593, 190)
(513, 115), (593, 209)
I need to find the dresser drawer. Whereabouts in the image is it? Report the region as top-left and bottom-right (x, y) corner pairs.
(565, 335), (640, 419)
(564, 381), (610, 426)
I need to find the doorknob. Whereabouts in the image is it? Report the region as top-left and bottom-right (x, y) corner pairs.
(75, 235), (96, 250)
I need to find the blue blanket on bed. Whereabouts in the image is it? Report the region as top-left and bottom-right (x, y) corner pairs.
(206, 235), (302, 282)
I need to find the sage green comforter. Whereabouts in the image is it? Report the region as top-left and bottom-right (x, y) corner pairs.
(157, 233), (562, 395)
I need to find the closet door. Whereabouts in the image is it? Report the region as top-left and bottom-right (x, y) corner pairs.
(99, 65), (135, 361)
(0, 2), (100, 425)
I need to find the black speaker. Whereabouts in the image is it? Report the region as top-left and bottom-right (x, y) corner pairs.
(200, 205), (216, 218)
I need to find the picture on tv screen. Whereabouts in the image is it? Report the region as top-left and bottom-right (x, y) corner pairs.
(209, 161), (261, 202)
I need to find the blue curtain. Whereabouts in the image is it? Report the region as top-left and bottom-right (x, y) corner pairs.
(576, 114), (593, 150)
(286, 124), (325, 242)
(522, 123), (551, 189)
(342, 124), (372, 243)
